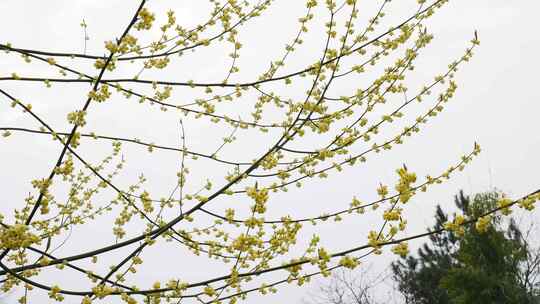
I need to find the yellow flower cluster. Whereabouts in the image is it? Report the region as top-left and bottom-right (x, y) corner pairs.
(144, 57), (170, 70)
(231, 233), (260, 252)
(383, 208), (402, 221)
(518, 193), (539, 211)
(93, 58), (116, 71)
(367, 231), (383, 254)
(69, 132), (81, 148)
(225, 208), (235, 223)
(339, 255), (359, 269)
(104, 34), (138, 54)
(140, 191), (154, 213)
(391, 242), (409, 257)
(395, 166), (417, 203)
(88, 85), (111, 102)
(377, 184), (388, 199)
(261, 153), (279, 170)
(444, 215), (466, 236)
(48, 285), (64, 301)
(135, 8), (155, 31)
(120, 293), (137, 304)
(31, 177), (52, 194)
(246, 186), (269, 214)
(166, 280), (188, 297)
(0, 224), (40, 250)
(91, 284), (115, 299)
(475, 215), (492, 233)
(497, 197), (513, 215)
(317, 247), (331, 273)
(54, 156), (74, 178)
(67, 110), (87, 127)
(203, 285), (216, 297)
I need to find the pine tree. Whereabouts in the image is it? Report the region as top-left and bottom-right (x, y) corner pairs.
(392, 191), (538, 304)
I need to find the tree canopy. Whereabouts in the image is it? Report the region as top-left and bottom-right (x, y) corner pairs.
(392, 191), (540, 304)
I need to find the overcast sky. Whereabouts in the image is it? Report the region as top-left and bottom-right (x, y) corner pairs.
(0, 1), (539, 303)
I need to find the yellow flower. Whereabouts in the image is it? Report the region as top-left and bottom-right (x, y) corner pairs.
(497, 197), (513, 215)
(0, 224), (40, 250)
(395, 166), (417, 203)
(475, 215), (491, 233)
(67, 110), (87, 126)
(339, 256), (359, 269)
(377, 184), (388, 198)
(48, 285), (64, 301)
(135, 8), (155, 31)
(246, 186), (268, 214)
(518, 195), (537, 211)
(203, 285), (216, 297)
(444, 215), (466, 236)
(383, 208), (401, 221)
(391, 242), (409, 257)
(367, 231), (382, 254)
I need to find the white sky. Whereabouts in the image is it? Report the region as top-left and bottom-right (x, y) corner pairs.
(0, 1), (539, 303)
